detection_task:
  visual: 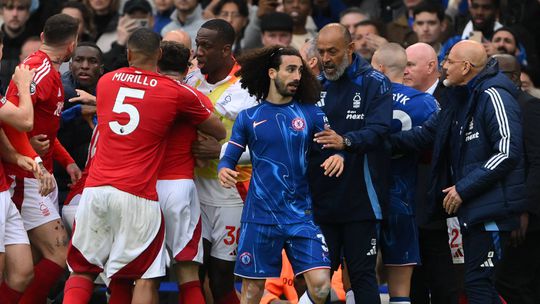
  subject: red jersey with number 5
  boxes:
[85,67,212,200]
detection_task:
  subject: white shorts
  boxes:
[447,217,464,264]
[67,186,167,279]
[9,177,60,231]
[62,194,81,235]
[157,179,203,264]
[201,203,243,261]
[0,190,29,252]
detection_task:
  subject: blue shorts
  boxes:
[235,221,331,279]
[381,214,421,266]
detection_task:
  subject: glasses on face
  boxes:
[442,58,477,68]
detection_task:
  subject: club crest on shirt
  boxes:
[29,81,36,95]
[239,252,252,265]
[352,92,361,108]
[0,97,6,105]
[291,117,306,131]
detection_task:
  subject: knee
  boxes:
[309,280,331,302]
[244,280,265,299]
[7,267,34,291]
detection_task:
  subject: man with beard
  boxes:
[485,27,528,68]
[2,14,82,303]
[311,23,393,304]
[185,19,257,304]
[218,45,343,304]
[440,0,502,62]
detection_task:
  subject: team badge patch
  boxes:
[239,252,252,265]
[29,81,36,95]
[291,117,305,131]
[0,96,6,105]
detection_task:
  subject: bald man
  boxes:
[311,23,392,304]
[162,29,192,50]
[391,40,525,304]
[404,43,439,93]
[372,43,438,304]
[493,54,540,304]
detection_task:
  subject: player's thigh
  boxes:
[157,179,202,263]
[284,221,331,276]
[381,214,420,266]
[317,223,344,271]
[341,221,379,274]
[107,188,166,279]
[209,205,242,261]
[235,222,284,279]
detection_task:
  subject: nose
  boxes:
[321,52,331,64]
[81,60,90,69]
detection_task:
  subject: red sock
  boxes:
[217,289,239,304]
[179,280,205,304]
[19,258,65,304]
[0,281,23,304]
[109,278,134,304]
[63,276,94,304]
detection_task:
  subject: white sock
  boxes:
[345,289,355,304]
[298,291,314,304]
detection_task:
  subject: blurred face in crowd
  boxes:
[469,0,498,32]
[403,0,422,10]
[216,2,247,37]
[283,0,311,27]
[62,7,85,37]
[2,1,30,33]
[413,12,445,45]
[19,39,40,61]
[520,72,534,92]
[491,30,517,55]
[353,24,377,61]
[340,11,368,36]
[317,26,354,81]
[154,0,173,12]
[174,0,198,13]
[262,30,292,47]
[88,0,112,15]
[196,27,228,75]
[70,46,103,89]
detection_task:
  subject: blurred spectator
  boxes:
[213,0,248,55]
[62,1,97,42]
[484,27,528,68]
[310,0,347,29]
[162,29,197,73]
[0,0,41,93]
[18,35,40,61]
[339,6,370,36]
[282,0,316,49]
[299,38,322,79]
[100,0,153,70]
[153,0,174,34]
[161,0,206,47]
[412,1,449,60]
[83,0,120,41]
[353,19,386,62]
[385,0,419,48]
[520,68,540,99]
[259,12,293,47]
[56,42,103,204]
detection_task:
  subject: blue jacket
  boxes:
[392,59,526,228]
[308,54,393,223]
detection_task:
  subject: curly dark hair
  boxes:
[236,46,321,103]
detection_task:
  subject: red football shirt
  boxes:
[85,67,212,200]
[3,51,67,177]
[158,88,214,180]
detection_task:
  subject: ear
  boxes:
[268,67,277,80]
[223,44,232,57]
[347,41,355,57]
[127,48,132,62]
[157,48,163,61]
[427,60,436,74]
[40,32,45,43]
[308,57,318,70]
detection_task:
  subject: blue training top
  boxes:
[218,99,331,225]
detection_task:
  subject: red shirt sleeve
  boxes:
[53,138,75,168]
[177,84,213,125]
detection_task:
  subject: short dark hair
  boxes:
[158,41,191,75]
[236,46,321,103]
[76,41,104,63]
[1,0,31,10]
[127,28,161,57]
[200,19,236,45]
[43,14,79,46]
[260,12,293,33]
[355,20,385,38]
[339,6,370,20]
[412,1,445,22]
[213,0,249,17]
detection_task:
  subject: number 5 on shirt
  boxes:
[109,87,143,135]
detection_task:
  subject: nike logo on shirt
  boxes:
[253,120,267,128]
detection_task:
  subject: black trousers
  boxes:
[495,229,540,304]
[410,227,462,304]
[319,221,380,304]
